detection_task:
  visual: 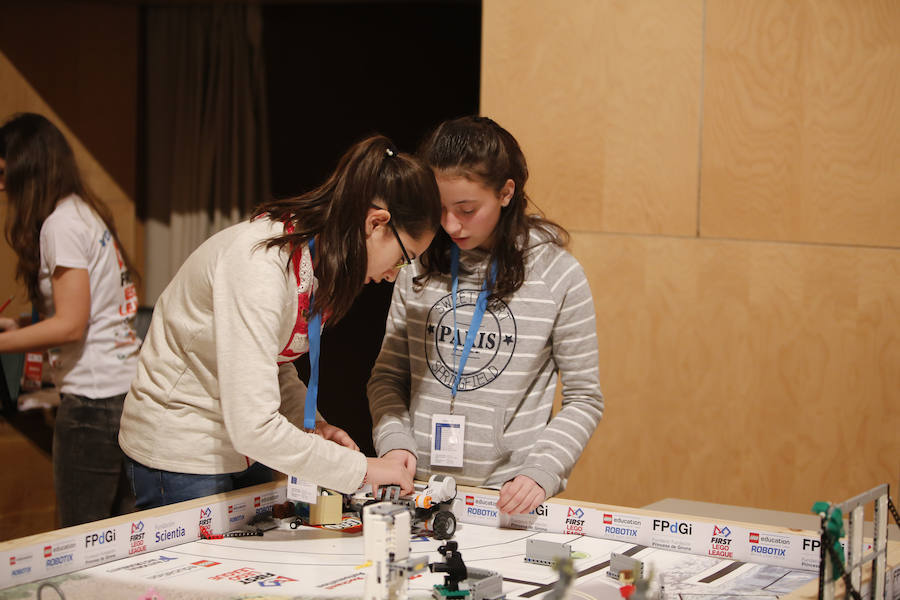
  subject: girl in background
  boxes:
[119,135,441,508]
[0,113,139,526]
[368,116,604,514]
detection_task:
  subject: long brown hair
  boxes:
[252,134,441,323]
[0,113,138,308]
[416,115,568,301]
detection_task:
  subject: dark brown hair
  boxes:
[252,134,441,323]
[416,115,568,301]
[0,112,138,308]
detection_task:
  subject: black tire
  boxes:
[432,510,456,540]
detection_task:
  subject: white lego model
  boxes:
[353,475,461,540]
[362,502,429,600]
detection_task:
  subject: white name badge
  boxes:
[286,475,318,504]
[430,413,465,468]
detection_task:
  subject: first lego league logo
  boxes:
[708,525,733,558]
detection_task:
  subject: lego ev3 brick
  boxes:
[524,539,572,565]
[607,552,644,580]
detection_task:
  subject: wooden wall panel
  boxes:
[481,0,703,236]
[560,232,900,513]
[0,41,137,318]
[701,0,900,247]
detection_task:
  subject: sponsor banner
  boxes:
[0,486,287,590]
[42,538,83,577]
[597,511,646,542]
[83,525,124,567]
[457,492,502,527]
[649,516,701,554]
[502,501,563,532]
[3,550,36,587]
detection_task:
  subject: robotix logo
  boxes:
[466,496,475,506]
[8,557,14,566]
[254,496,261,508]
[652,519,693,535]
[604,514,613,524]
[43,546,52,558]
[750,532,759,543]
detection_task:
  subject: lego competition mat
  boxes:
[1,483,896,600]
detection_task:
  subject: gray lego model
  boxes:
[524,538,573,565]
[607,552,644,581]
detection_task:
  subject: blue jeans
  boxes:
[126,458,272,510]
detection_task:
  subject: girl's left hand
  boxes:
[0,317,19,332]
[497,475,546,515]
[313,421,359,451]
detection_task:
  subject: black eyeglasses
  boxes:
[371,204,412,269]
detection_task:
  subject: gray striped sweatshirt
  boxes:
[367,231,604,497]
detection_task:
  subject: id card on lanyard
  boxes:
[430,244,497,468]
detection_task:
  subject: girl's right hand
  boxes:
[365,457,414,496]
[382,449,417,480]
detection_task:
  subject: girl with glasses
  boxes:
[118,135,441,509]
[368,116,604,515]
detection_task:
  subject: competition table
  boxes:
[1,481,898,600]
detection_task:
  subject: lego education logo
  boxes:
[129,521,147,555]
[44,540,77,569]
[8,552,34,578]
[425,292,516,392]
[565,507,586,534]
[254,492,280,514]
[603,513,640,538]
[749,531,791,560]
[229,501,248,524]
[464,495,499,520]
[708,525,733,558]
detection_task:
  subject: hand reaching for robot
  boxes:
[497,475,546,515]
[313,421,359,451]
[364,457,414,496]
[382,448,417,479]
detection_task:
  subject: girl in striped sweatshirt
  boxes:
[368,116,604,515]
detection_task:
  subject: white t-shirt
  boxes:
[38,195,139,397]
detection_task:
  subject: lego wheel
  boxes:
[432,510,456,540]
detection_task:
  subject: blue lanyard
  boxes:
[450,244,497,400]
[304,239,322,431]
